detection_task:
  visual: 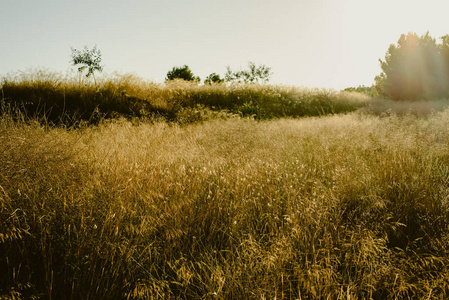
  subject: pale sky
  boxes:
[1,0,448,89]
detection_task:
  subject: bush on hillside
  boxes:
[165,65,200,82]
[204,73,224,84]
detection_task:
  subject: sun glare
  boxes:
[336,0,449,89]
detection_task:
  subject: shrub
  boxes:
[204,73,224,84]
[165,65,200,82]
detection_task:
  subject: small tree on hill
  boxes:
[204,73,224,84]
[225,62,272,84]
[71,45,104,84]
[166,65,200,82]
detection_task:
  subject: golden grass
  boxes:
[2,106,449,299]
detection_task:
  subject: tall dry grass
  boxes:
[1,70,370,125]
[2,106,449,298]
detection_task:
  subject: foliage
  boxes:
[225,61,272,83]
[3,111,449,298]
[204,73,224,84]
[165,65,200,82]
[70,45,103,83]
[375,32,449,100]
[344,85,379,97]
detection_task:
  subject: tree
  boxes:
[204,73,224,84]
[165,65,200,82]
[375,32,449,100]
[225,62,272,83]
[71,45,103,84]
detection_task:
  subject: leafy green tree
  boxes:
[225,62,272,83]
[165,65,200,82]
[375,32,449,100]
[71,45,103,84]
[204,73,224,84]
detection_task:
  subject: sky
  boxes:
[1,0,449,90]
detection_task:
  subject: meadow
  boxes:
[2,72,449,299]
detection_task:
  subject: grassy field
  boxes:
[2,74,449,299]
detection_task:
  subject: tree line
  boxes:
[165,62,272,84]
[72,32,449,101]
[70,47,272,85]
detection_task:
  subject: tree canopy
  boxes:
[71,45,103,83]
[225,62,272,84]
[375,32,449,100]
[166,65,200,82]
[204,73,224,84]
